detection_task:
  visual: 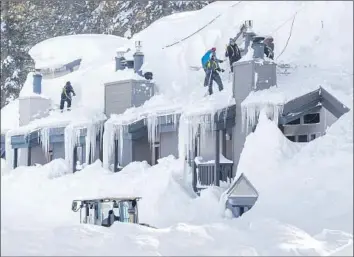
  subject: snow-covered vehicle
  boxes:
[71,196,155,228]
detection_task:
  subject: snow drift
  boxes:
[1,0,353,256]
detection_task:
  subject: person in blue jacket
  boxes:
[201,47,223,72]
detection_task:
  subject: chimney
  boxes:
[33,70,43,94]
[133,41,144,76]
[115,50,126,71]
[243,20,256,56]
[251,36,265,59]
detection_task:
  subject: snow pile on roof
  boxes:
[1,1,353,255]
[3,1,352,132]
[0,100,19,134]
[7,107,106,137]
[29,34,129,69]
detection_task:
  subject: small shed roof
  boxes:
[226,173,259,198]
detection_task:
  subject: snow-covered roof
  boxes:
[1,100,19,134]
[1,1,353,255]
[7,107,106,137]
[29,34,129,70]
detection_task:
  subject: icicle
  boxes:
[64,125,81,171]
[40,127,50,161]
[146,114,158,147]
[118,124,124,165]
[103,121,116,170]
[85,123,100,166]
[241,102,284,133]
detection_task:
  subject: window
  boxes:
[297,135,308,142]
[304,113,320,124]
[286,136,296,142]
[310,134,316,141]
[285,118,300,125]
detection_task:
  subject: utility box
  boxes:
[233,60,277,103]
[104,79,155,117]
[18,95,52,126]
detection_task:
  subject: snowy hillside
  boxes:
[1,1,353,256]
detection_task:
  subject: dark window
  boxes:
[286,118,300,125]
[286,135,296,142]
[310,134,316,141]
[304,113,320,124]
[297,135,308,142]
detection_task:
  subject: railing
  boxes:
[196,162,233,189]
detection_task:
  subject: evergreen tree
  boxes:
[0,0,210,107]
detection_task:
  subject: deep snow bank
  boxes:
[2,110,353,255]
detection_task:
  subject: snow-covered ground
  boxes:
[1,1,353,256]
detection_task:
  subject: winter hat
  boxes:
[211,47,216,52]
[66,81,71,86]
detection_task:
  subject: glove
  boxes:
[73,93,76,96]
[220,69,225,73]
[216,68,221,72]
[219,60,224,63]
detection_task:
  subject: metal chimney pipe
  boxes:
[133,41,144,76]
[252,36,265,59]
[33,71,43,94]
[115,51,126,71]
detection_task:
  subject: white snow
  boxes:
[0,99,19,134]
[1,0,353,255]
[29,34,129,70]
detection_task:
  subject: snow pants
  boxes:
[60,97,72,110]
[204,70,223,95]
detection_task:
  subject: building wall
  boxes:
[119,138,133,167]
[225,133,233,160]
[52,142,65,160]
[104,79,154,117]
[282,106,337,142]
[160,131,179,159]
[18,148,28,167]
[104,80,133,117]
[19,96,51,126]
[132,135,151,165]
[199,130,216,161]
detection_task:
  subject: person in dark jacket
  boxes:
[264,36,274,60]
[204,55,225,95]
[101,210,118,227]
[60,81,76,112]
[225,38,242,72]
